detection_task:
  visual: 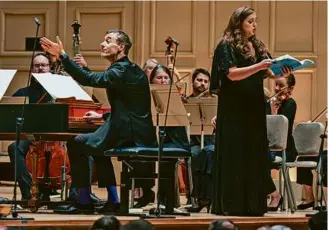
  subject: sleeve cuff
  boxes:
[59,52,69,60]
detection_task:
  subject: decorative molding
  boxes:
[58,1,67,48]
[209,1,215,58]
[133,1,146,65]
[150,1,197,58]
[75,7,125,56]
[295,69,316,122]
[270,1,318,57]
[0,9,50,56]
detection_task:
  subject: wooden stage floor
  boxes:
[0,185,319,230]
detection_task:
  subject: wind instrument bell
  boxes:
[71,20,81,56]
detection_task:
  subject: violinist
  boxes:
[269,74,324,210]
[266,73,297,211]
[134,64,190,211]
[267,73,297,162]
[186,68,215,213]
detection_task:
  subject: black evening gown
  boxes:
[211,39,270,216]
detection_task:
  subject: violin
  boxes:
[267,86,289,107]
[72,20,82,56]
[195,89,214,98]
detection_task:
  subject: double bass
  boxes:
[164,37,190,196]
[164,37,189,97]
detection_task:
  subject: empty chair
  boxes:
[285,122,324,211]
[266,115,293,211]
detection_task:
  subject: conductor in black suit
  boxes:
[40,30,157,214]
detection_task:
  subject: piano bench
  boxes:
[104,147,191,214]
[104,146,191,158]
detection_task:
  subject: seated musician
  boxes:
[7,53,101,204]
[7,53,56,201]
[266,73,297,211]
[134,64,191,210]
[142,58,159,78]
[268,74,324,210]
[40,30,157,214]
[186,68,215,213]
[61,53,103,203]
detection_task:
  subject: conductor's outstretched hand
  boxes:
[40,36,64,59]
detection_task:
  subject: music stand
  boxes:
[0,70,34,220]
[147,84,190,217]
[184,97,218,148]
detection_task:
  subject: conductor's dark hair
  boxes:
[106,29,132,55]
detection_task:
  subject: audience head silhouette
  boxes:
[308,211,327,230]
[208,220,239,230]
[91,216,121,230]
[122,219,155,230]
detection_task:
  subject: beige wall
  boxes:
[0,1,327,152]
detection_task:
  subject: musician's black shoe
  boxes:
[39,193,51,202]
[66,193,105,206]
[96,201,120,214]
[149,206,166,215]
[90,193,106,204]
[297,201,315,210]
[134,191,155,208]
[54,202,95,214]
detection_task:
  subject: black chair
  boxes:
[104,146,191,215]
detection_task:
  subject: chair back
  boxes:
[266,115,289,151]
[293,122,324,156]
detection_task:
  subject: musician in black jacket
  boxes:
[40,30,157,214]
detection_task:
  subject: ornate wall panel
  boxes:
[292,70,316,123]
[272,1,317,55]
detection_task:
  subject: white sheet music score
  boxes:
[32,73,93,101]
[0,69,17,101]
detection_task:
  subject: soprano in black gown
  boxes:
[210,39,271,216]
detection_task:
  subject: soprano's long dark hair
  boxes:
[222,6,267,60]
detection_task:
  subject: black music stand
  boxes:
[145,84,190,218]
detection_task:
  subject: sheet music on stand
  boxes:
[183,97,218,135]
[150,84,189,127]
[32,73,93,101]
[0,69,17,102]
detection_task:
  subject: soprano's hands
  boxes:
[258,59,273,71]
[279,66,292,78]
